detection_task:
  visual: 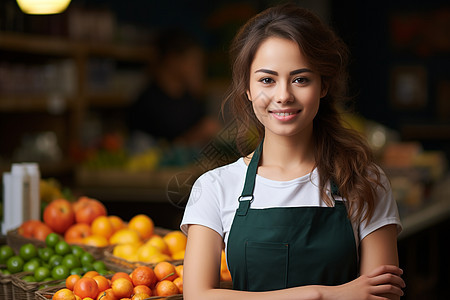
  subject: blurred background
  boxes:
[0,0,449,298]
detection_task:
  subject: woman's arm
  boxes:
[183,224,405,300]
[359,224,403,300]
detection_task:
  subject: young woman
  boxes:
[181,4,405,300]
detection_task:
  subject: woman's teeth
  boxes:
[274,112,295,116]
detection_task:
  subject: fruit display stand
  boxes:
[11,271,64,300]
[11,262,132,300]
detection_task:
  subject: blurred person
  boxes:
[128,28,220,147]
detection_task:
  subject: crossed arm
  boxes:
[183,224,405,300]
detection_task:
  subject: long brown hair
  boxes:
[222,3,382,223]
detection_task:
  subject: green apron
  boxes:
[226,141,358,291]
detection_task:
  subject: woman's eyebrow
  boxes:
[290,68,312,75]
[254,68,312,75]
[255,68,278,75]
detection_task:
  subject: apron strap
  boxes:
[237,140,263,216]
[330,180,341,197]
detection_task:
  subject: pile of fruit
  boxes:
[18,196,110,245]
[111,229,186,264]
[0,233,113,285]
[51,261,183,299]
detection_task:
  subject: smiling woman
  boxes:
[247,37,324,142]
[180,3,405,300]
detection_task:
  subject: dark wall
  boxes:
[331,0,450,156]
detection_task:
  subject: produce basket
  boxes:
[6,229,46,254]
[11,272,63,300]
[102,255,134,274]
[0,265,13,300]
[1,236,14,300]
[68,242,109,260]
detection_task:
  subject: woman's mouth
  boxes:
[270,110,301,121]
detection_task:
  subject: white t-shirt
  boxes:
[181,157,402,253]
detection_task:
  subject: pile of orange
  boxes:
[52,262,183,300]
[64,213,158,249]
[112,229,187,264]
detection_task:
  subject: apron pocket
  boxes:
[245,241,289,291]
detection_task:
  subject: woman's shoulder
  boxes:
[195,157,247,184]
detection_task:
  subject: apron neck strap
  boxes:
[237,139,263,216]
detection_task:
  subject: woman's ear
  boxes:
[246,90,252,101]
[320,82,329,99]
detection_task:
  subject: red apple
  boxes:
[73,196,107,225]
[43,199,75,234]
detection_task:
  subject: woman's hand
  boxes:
[326,265,405,300]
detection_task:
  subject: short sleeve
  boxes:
[180,171,224,237]
[359,171,402,240]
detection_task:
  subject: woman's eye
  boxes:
[293,77,309,84]
[259,77,274,84]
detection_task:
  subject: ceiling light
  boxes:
[17,0,72,15]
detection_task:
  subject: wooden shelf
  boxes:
[0,94,74,112]
[0,32,155,62]
[86,92,133,108]
[401,124,450,140]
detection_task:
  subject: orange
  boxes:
[131,293,151,300]
[91,216,114,239]
[83,235,109,247]
[53,288,76,300]
[66,274,81,291]
[73,277,99,299]
[153,261,178,282]
[175,265,183,278]
[111,277,133,299]
[130,266,157,288]
[95,288,116,300]
[145,235,169,254]
[133,285,152,296]
[111,272,132,283]
[220,249,232,281]
[171,249,185,260]
[128,214,154,240]
[136,244,160,263]
[173,277,183,294]
[93,275,111,293]
[83,271,100,279]
[110,228,141,245]
[221,268,232,281]
[108,215,125,232]
[112,243,140,262]
[163,231,187,255]
[145,252,172,264]
[155,280,179,296]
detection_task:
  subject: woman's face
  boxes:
[247,37,326,140]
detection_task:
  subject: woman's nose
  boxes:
[275,83,293,103]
